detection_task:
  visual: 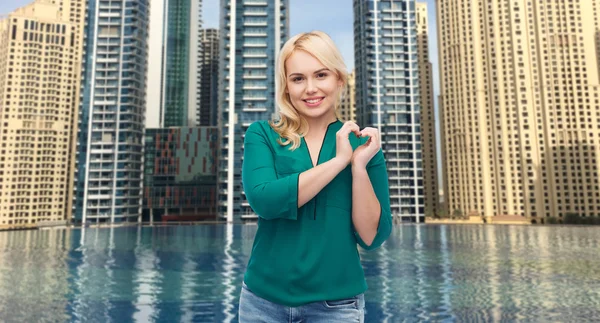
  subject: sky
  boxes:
[1,0,442,185]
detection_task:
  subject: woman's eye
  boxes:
[317,73,327,78]
[293,77,303,82]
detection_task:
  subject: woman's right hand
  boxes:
[335,121,361,166]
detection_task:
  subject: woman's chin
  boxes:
[297,106,333,120]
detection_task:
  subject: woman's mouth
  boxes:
[303,97,324,107]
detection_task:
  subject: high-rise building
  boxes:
[416,2,438,217]
[0,0,85,228]
[340,69,356,122]
[143,127,218,222]
[596,2,600,91]
[438,1,600,219]
[146,0,202,128]
[74,0,150,224]
[354,0,424,222]
[218,0,290,222]
[198,28,219,127]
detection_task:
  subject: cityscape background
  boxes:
[0,0,599,229]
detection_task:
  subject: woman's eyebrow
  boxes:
[312,68,330,74]
[288,68,330,78]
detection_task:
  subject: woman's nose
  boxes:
[306,79,317,93]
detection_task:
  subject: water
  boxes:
[0,224,599,322]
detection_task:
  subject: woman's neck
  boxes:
[304,114,338,140]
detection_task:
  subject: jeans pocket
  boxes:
[323,296,358,309]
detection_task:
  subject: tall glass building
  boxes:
[218,0,289,222]
[198,28,219,127]
[354,0,424,222]
[146,0,202,128]
[74,0,150,224]
[161,0,201,127]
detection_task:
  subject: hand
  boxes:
[335,121,361,166]
[351,127,380,170]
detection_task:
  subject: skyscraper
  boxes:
[146,0,202,128]
[218,0,289,222]
[438,0,600,219]
[354,0,424,222]
[0,0,85,228]
[416,2,438,217]
[340,69,356,122]
[74,0,150,224]
[198,28,219,127]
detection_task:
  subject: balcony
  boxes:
[242,106,267,112]
[241,213,258,219]
[242,96,267,101]
[243,1,268,7]
[88,194,112,199]
[243,12,267,17]
[242,64,267,69]
[242,85,267,90]
[243,32,267,37]
[243,53,267,58]
[242,74,267,80]
[243,43,267,48]
[243,22,267,27]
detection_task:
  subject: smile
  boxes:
[303,97,324,106]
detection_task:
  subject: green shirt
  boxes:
[241,119,392,307]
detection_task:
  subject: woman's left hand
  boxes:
[351,127,381,170]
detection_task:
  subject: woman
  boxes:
[238,31,392,322]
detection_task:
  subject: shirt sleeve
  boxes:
[354,148,393,250]
[241,122,299,220]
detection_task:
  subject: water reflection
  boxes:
[221,224,236,323]
[439,226,456,321]
[132,225,160,322]
[0,224,598,322]
[0,229,71,322]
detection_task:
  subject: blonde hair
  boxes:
[269,31,348,150]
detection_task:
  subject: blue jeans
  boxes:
[239,282,365,322]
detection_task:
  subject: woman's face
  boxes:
[285,50,343,121]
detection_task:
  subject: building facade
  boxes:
[146,0,202,128]
[340,69,356,122]
[74,0,150,224]
[162,0,201,127]
[218,0,289,222]
[416,2,438,217]
[198,28,219,127]
[143,127,218,222]
[0,0,85,227]
[354,0,425,221]
[438,0,600,219]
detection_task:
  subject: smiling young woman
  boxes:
[238,31,392,323]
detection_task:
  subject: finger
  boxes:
[368,128,380,147]
[339,121,360,137]
[359,127,377,139]
[345,121,361,137]
[359,128,380,147]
